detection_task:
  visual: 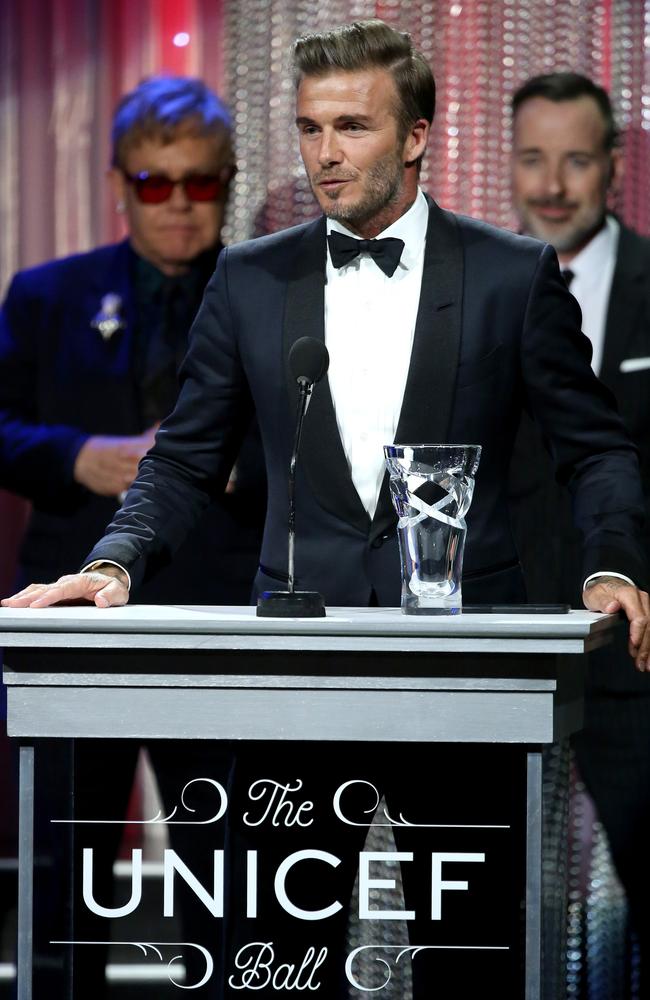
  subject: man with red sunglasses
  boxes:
[0,76,264,998]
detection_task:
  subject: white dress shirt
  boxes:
[565,214,619,375]
[325,189,429,517]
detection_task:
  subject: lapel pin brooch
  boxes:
[90,293,125,341]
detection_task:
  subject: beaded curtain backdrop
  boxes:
[219,0,650,245]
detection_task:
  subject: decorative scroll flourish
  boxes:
[51,941,213,990]
[51,777,227,825]
[345,944,509,992]
[333,780,510,829]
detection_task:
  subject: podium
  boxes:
[1,605,617,999]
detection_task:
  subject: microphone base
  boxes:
[256,590,326,618]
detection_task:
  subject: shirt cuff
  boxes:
[81,560,132,591]
[583,571,635,590]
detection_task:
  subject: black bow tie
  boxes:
[327,231,405,277]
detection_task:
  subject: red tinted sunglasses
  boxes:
[123,166,236,204]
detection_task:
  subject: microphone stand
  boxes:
[287,377,310,592]
[257,376,326,618]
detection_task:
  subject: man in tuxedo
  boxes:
[508,71,650,984]
[4,21,650,998]
[0,76,264,997]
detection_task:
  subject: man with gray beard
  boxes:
[509,71,650,989]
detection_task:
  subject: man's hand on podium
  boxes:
[582,577,650,672]
[1,567,129,609]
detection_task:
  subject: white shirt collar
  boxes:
[567,214,620,286]
[326,188,429,272]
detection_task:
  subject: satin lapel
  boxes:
[283,217,370,533]
[112,240,137,341]
[102,241,140,423]
[371,199,464,541]
[600,225,647,392]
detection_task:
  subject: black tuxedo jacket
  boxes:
[600,224,650,513]
[86,201,647,607]
[509,220,650,690]
[0,240,264,603]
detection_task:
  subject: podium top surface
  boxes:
[0,604,616,654]
[2,608,615,741]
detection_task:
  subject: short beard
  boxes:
[519,202,607,256]
[313,150,404,231]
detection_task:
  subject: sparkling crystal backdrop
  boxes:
[220,0,650,245]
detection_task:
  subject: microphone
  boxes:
[289,336,329,387]
[257,337,329,618]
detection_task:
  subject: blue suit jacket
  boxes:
[0,240,264,603]
[85,201,648,606]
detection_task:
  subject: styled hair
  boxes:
[292,19,435,146]
[111,76,232,168]
[512,72,618,150]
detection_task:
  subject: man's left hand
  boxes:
[582,576,650,671]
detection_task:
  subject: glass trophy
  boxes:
[384,444,482,615]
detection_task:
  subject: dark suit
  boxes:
[86,202,646,599]
[509,220,650,981]
[0,239,266,998]
[0,239,265,603]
